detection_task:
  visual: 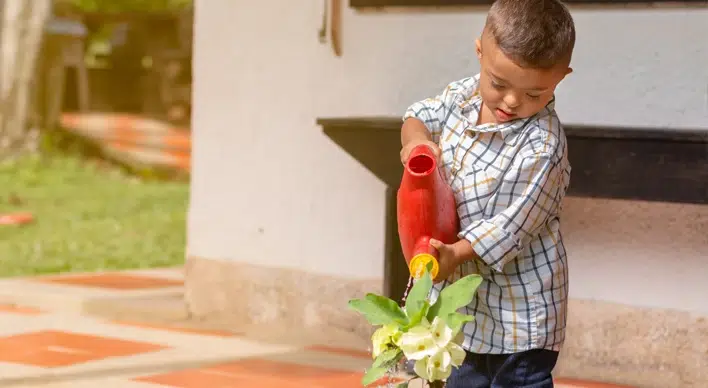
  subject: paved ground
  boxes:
[0,268,632,387]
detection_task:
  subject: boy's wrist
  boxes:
[451,239,478,266]
[401,118,434,145]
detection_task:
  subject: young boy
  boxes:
[400,0,575,386]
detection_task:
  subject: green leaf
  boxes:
[396,382,410,388]
[404,268,433,318]
[348,293,408,326]
[348,299,395,326]
[372,348,403,369]
[361,365,389,386]
[403,300,430,331]
[362,349,404,386]
[427,297,441,322]
[365,293,409,324]
[428,274,483,320]
[447,311,475,334]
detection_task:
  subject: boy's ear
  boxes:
[475,38,482,60]
[555,67,573,85]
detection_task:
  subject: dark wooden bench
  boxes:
[318,117,708,300]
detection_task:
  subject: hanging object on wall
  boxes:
[318,0,328,43]
[318,0,342,57]
[330,0,342,56]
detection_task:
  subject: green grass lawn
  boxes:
[0,155,189,277]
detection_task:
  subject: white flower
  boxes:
[447,342,466,366]
[371,324,400,359]
[414,349,453,381]
[400,316,469,382]
[398,319,438,361]
[430,316,454,348]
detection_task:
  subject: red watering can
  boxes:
[397,145,459,279]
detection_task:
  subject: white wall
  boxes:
[188,0,708,308]
[562,198,708,314]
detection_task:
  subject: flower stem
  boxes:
[429,381,445,388]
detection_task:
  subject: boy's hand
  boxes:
[400,140,441,165]
[429,238,476,283]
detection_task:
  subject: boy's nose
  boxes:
[503,93,520,108]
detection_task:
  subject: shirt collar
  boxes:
[460,89,556,145]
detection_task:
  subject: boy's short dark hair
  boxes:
[485,0,576,69]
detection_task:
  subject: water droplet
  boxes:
[400,276,415,306]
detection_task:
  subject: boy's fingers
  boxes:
[401,142,441,165]
[425,142,441,162]
[429,238,443,249]
[432,144,441,157]
[400,147,410,164]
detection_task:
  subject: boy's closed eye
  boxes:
[491,79,542,100]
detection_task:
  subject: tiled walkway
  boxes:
[0,269,632,388]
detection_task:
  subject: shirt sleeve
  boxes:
[459,152,564,273]
[402,79,468,144]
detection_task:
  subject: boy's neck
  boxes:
[477,102,497,126]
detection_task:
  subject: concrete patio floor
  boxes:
[0,268,634,387]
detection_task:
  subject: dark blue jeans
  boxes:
[446,349,559,388]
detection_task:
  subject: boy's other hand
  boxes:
[429,238,463,283]
[400,140,441,165]
[429,238,477,283]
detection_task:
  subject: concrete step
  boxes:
[0,268,185,317]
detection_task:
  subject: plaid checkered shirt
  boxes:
[403,74,571,354]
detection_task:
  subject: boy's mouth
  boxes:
[495,108,516,121]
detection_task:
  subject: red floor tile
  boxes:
[0,330,168,367]
[555,378,635,388]
[134,358,401,388]
[135,368,271,388]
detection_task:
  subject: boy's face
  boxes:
[475,33,572,124]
